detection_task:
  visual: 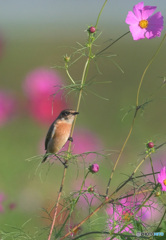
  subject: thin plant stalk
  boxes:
[136,33,166,106]
[106,114,137,196]
[95,0,108,29]
[149,154,157,185]
[55,172,89,238]
[60,153,150,239]
[96,31,130,56]
[105,33,166,196]
[47,57,91,240]
[47,166,68,240]
[109,185,158,240]
[156,209,166,230]
[47,2,108,237]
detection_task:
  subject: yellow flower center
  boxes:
[123,213,131,221]
[139,20,149,29]
[163,179,166,186]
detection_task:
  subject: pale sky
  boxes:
[0,0,165,39]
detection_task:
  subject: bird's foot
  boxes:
[56,155,68,168]
[64,161,68,168]
[68,137,73,142]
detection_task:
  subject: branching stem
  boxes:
[48,23,93,240]
[105,33,166,196]
[60,153,150,239]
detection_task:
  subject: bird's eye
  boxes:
[63,111,69,116]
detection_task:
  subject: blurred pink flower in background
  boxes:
[0,91,17,126]
[122,196,161,223]
[139,198,161,222]
[106,194,161,236]
[141,154,166,182]
[23,68,68,124]
[0,192,6,213]
[106,201,133,240]
[8,202,16,210]
[71,178,101,209]
[64,128,103,162]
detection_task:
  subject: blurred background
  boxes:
[0,0,166,238]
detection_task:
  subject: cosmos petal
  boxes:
[125,11,139,25]
[147,12,164,31]
[142,6,157,19]
[133,2,144,21]
[129,25,146,40]
[160,166,166,176]
[157,167,166,192]
[146,12,164,39]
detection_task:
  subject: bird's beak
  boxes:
[73,111,79,115]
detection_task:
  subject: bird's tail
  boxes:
[42,153,48,163]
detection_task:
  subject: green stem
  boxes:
[67,58,90,155]
[73,231,149,240]
[156,208,166,230]
[60,153,151,240]
[96,31,130,56]
[56,172,89,238]
[95,0,108,29]
[105,108,137,196]
[149,154,156,185]
[67,38,93,154]
[136,33,166,107]
[48,2,110,239]
[75,172,89,204]
[110,185,158,240]
[48,37,93,240]
[66,68,75,84]
[105,33,166,196]
[135,184,159,216]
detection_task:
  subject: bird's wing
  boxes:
[45,122,56,150]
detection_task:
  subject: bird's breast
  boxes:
[48,121,72,153]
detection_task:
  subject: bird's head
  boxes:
[58,109,79,123]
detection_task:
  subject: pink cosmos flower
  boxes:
[23,68,68,124]
[106,202,134,240]
[0,91,17,126]
[135,197,161,223]
[157,166,166,191]
[106,195,161,238]
[125,2,164,40]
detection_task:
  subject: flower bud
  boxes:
[89,164,99,173]
[88,26,96,33]
[105,196,109,201]
[87,186,94,193]
[146,140,155,153]
[147,142,154,148]
[64,55,70,63]
[155,191,161,197]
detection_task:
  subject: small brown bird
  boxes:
[42,109,79,163]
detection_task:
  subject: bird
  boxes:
[42,109,79,163]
